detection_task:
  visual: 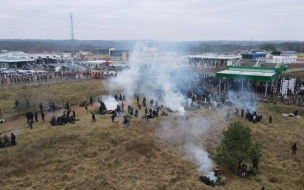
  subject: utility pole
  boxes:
[70,12,77,74]
[250,37,252,51]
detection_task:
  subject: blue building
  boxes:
[241,52,267,61]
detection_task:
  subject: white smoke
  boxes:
[102,96,119,110]
[207,171,218,182]
[104,42,143,99]
[103,43,215,179]
[105,44,186,114]
[227,90,256,112]
[162,82,185,115]
[185,144,214,174]
[187,98,192,105]
[14,127,21,136]
[106,66,140,98]
[158,117,215,177]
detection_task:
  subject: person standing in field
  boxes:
[35,112,38,122]
[90,96,93,106]
[92,112,96,122]
[41,112,45,122]
[72,110,76,120]
[292,143,297,155]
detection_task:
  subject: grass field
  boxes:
[0,79,304,190]
[0,79,107,119]
[285,71,304,79]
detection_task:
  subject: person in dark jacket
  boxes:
[66,101,70,110]
[39,103,43,113]
[294,110,298,117]
[92,112,96,122]
[72,110,76,120]
[34,112,38,122]
[29,119,34,129]
[292,143,297,155]
[90,96,93,106]
[252,157,259,170]
[11,133,16,146]
[41,112,45,122]
[111,113,115,122]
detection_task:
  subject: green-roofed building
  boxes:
[215,61,289,97]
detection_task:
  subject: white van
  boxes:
[0,68,8,73]
[16,70,27,74]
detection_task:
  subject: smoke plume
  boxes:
[101,96,119,110]
[104,44,216,178]
[158,117,215,176]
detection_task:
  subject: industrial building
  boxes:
[109,50,129,63]
[297,53,304,61]
[270,51,297,64]
[241,52,267,61]
[187,54,242,67]
[0,52,66,69]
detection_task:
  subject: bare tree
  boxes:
[14,85,34,113]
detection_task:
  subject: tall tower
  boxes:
[70,12,75,58]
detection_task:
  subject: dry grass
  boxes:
[285,71,304,79]
[0,79,106,119]
[0,80,304,189]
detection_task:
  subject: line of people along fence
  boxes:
[0,71,91,89]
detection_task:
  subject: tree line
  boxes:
[0,40,303,54]
[260,42,304,52]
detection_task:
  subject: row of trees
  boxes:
[0,40,95,53]
[1,40,303,55]
[260,42,304,52]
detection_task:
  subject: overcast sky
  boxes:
[1,0,303,41]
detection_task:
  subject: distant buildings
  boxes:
[79,48,111,61]
[0,51,68,69]
[2,44,301,70]
[109,50,129,63]
[129,47,187,65]
[241,52,267,61]
[298,53,304,61]
[269,51,297,64]
[141,47,159,64]
[187,53,242,67]
[79,48,129,63]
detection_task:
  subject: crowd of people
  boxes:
[237,158,259,178]
[0,71,80,87]
[1,65,301,190]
